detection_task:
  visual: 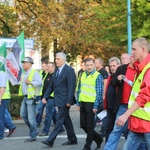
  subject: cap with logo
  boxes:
[21,57,34,64]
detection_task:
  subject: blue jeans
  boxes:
[20,97,37,139]
[5,106,15,130]
[36,99,45,126]
[0,99,10,138]
[104,104,128,150]
[42,98,55,134]
[123,131,150,150]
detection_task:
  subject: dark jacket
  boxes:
[43,64,76,107]
[111,64,128,112]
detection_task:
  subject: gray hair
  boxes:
[133,37,150,52]
[55,52,66,61]
[109,57,121,65]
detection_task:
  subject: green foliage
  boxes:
[0,4,18,37]
[9,82,21,117]
[0,0,150,63]
[9,95,23,117]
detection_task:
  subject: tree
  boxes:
[0,3,18,37]
[2,0,149,62]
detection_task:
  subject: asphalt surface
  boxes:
[0,106,125,150]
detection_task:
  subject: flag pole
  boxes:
[127,0,132,54]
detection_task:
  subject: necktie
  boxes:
[56,68,60,78]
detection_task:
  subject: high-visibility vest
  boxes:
[19,69,37,99]
[76,71,84,92]
[79,71,99,103]
[2,81,10,99]
[40,71,54,98]
[128,63,150,121]
[39,71,48,96]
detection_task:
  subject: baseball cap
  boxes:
[21,57,34,64]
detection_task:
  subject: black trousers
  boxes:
[105,108,116,142]
[80,102,102,149]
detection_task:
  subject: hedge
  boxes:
[8,84,22,118]
[8,95,23,118]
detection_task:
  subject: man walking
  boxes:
[36,60,48,128]
[94,58,109,137]
[39,62,65,136]
[0,62,16,139]
[41,52,77,148]
[76,58,103,150]
[19,57,42,142]
[104,56,136,150]
[103,57,121,142]
[116,38,150,149]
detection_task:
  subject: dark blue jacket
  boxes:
[43,64,76,107]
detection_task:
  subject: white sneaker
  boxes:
[4,129,9,133]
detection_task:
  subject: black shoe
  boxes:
[62,140,78,145]
[95,138,103,150]
[41,140,53,147]
[39,133,48,136]
[24,138,36,143]
[7,126,16,137]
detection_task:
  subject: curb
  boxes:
[13,119,25,124]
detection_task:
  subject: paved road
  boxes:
[1,106,125,150]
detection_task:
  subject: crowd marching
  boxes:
[0,37,150,150]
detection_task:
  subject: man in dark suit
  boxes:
[41,52,77,148]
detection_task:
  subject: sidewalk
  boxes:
[13,119,24,124]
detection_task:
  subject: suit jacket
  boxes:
[43,64,76,107]
[111,64,128,112]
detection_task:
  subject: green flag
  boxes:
[0,42,7,57]
[0,42,6,71]
[18,31,25,61]
[12,31,25,64]
[6,31,25,85]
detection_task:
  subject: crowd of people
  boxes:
[0,37,150,150]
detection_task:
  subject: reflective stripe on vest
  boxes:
[79,71,99,103]
[19,69,36,99]
[2,81,10,99]
[39,72,48,96]
[128,63,150,121]
[50,92,54,97]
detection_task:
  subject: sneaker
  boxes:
[4,129,9,133]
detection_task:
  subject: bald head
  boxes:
[120,53,130,64]
[133,37,150,52]
[132,37,150,62]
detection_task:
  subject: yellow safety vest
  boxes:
[128,63,150,121]
[39,71,48,96]
[2,81,10,99]
[39,71,54,98]
[76,71,84,92]
[79,71,99,103]
[19,69,37,99]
